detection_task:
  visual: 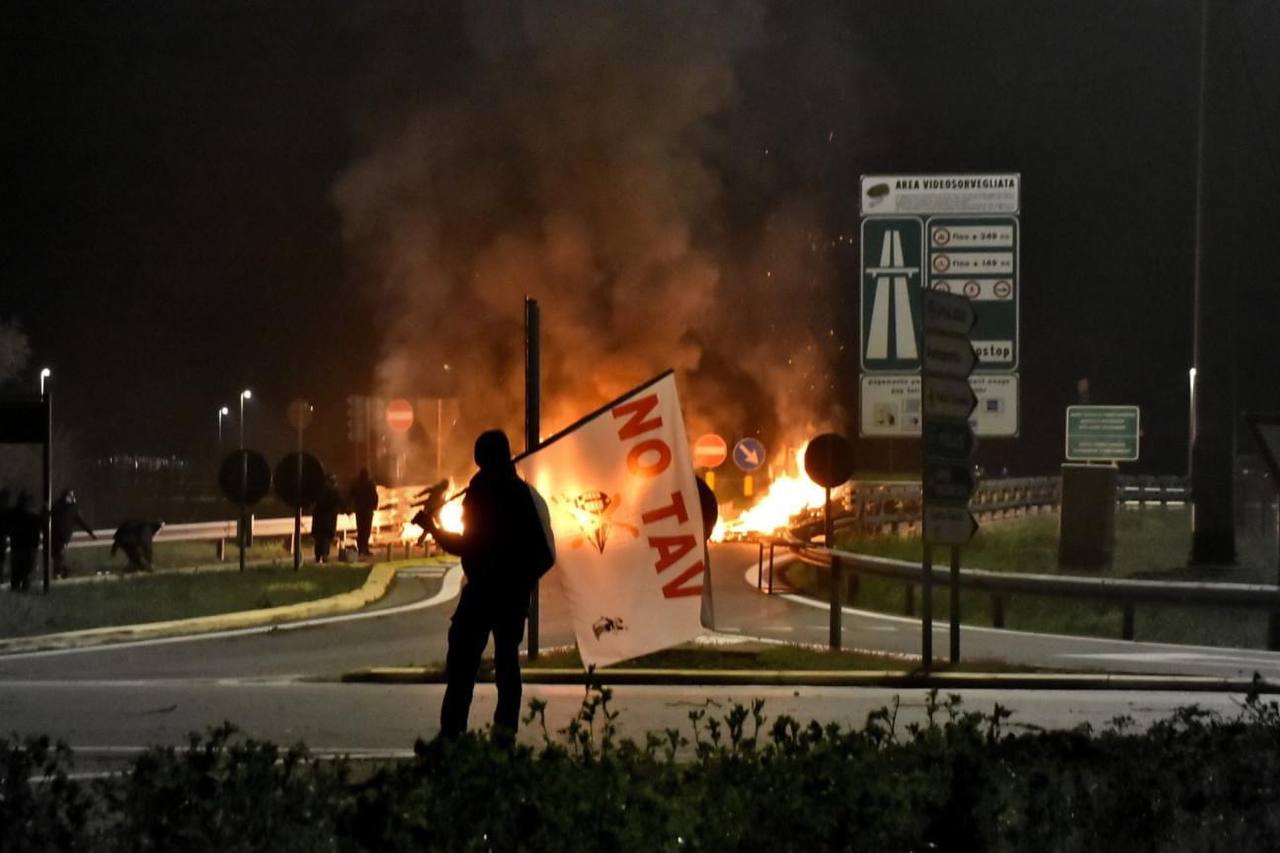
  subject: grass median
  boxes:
[784,507,1276,649]
[0,565,370,639]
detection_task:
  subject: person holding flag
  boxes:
[421,429,555,740]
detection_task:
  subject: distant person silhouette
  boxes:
[349,468,380,555]
[422,429,555,740]
[111,520,163,572]
[312,474,343,563]
[0,488,11,581]
[50,488,95,578]
[9,492,41,591]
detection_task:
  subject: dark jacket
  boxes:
[434,467,554,594]
[9,507,42,550]
[312,484,343,536]
[350,477,379,515]
[51,497,93,546]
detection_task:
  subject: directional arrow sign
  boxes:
[733,437,766,473]
[924,504,979,546]
[923,419,977,461]
[922,377,978,421]
[923,463,975,503]
[923,288,976,336]
[922,331,977,379]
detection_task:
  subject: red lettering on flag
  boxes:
[627,439,671,477]
[611,394,662,440]
[661,561,704,599]
[648,534,696,572]
[641,491,689,525]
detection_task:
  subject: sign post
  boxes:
[920,289,979,667]
[803,434,856,651]
[287,399,314,571]
[733,437,766,497]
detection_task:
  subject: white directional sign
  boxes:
[922,376,978,421]
[922,332,977,378]
[923,504,979,547]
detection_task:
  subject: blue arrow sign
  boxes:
[733,437,766,473]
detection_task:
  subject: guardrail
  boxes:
[761,520,1280,650]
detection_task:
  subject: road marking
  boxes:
[0,567,464,662]
[1060,651,1280,667]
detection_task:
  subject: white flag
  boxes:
[518,371,706,668]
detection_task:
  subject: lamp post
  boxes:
[217,406,230,450]
[39,367,51,396]
[239,389,252,449]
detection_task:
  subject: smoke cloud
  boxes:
[333,1,842,475]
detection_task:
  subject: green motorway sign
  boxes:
[1065,406,1140,462]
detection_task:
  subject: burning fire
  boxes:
[710,444,828,542]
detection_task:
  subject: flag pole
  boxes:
[525,297,541,659]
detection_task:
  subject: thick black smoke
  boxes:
[333,1,847,472]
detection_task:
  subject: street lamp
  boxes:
[217,406,230,449]
[239,389,252,449]
[39,367,50,396]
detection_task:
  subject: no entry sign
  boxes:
[385,398,414,433]
[692,434,727,469]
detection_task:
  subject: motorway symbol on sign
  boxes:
[924,504,978,546]
[923,377,978,421]
[922,332,977,379]
[923,464,975,503]
[861,217,924,372]
[733,437,766,473]
[693,434,728,469]
[923,420,977,461]
[922,289,976,337]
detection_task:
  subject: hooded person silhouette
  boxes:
[424,430,555,740]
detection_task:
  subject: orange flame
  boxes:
[711,444,828,541]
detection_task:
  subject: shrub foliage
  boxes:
[5,679,1280,851]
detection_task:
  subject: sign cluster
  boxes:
[859,173,1021,438]
[921,290,979,546]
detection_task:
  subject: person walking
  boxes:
[9,492,42,592]
[50,488,96,578]
[311,474,342,563]
[0,488,11,584]
[421,430,555,740]
[349,468,380,556]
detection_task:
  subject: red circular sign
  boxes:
[692,434,728,469]
[386,399,414,433]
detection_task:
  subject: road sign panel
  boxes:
[861,174,1020,215]
[386,398,414,433]
[861,217,924,372]
[924,504,979,546]
[1065,406,1140,462]
[923,463,975,503]
[733,437,766,473]
[923,420,977,461]
[922,331,977,378]
[860,374,1018,438]
[922,376,977,421]
[927,216,1018,371]
[693,434,728,469]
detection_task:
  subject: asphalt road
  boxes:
[1,544,1278,752]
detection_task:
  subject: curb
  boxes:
[341,666,1280,693]
[0,562,408,655]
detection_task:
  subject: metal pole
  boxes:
[42,389,52,594]
[949,546,961,664]
[826,486,841,650]
[436,398,443,482]
[293,422,303,572]
[525,297,541,660]
[922,542,933,668]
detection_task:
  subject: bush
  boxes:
[4,679,1280,850]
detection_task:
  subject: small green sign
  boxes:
[1065,406,1140,461]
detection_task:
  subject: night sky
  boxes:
[4,0,1278,479]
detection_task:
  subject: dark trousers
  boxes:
[440,582,528,738]
[355,512,373,554]
[10,548,35,591]
[314,532,334,563]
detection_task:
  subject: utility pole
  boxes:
[525,297,541,659]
